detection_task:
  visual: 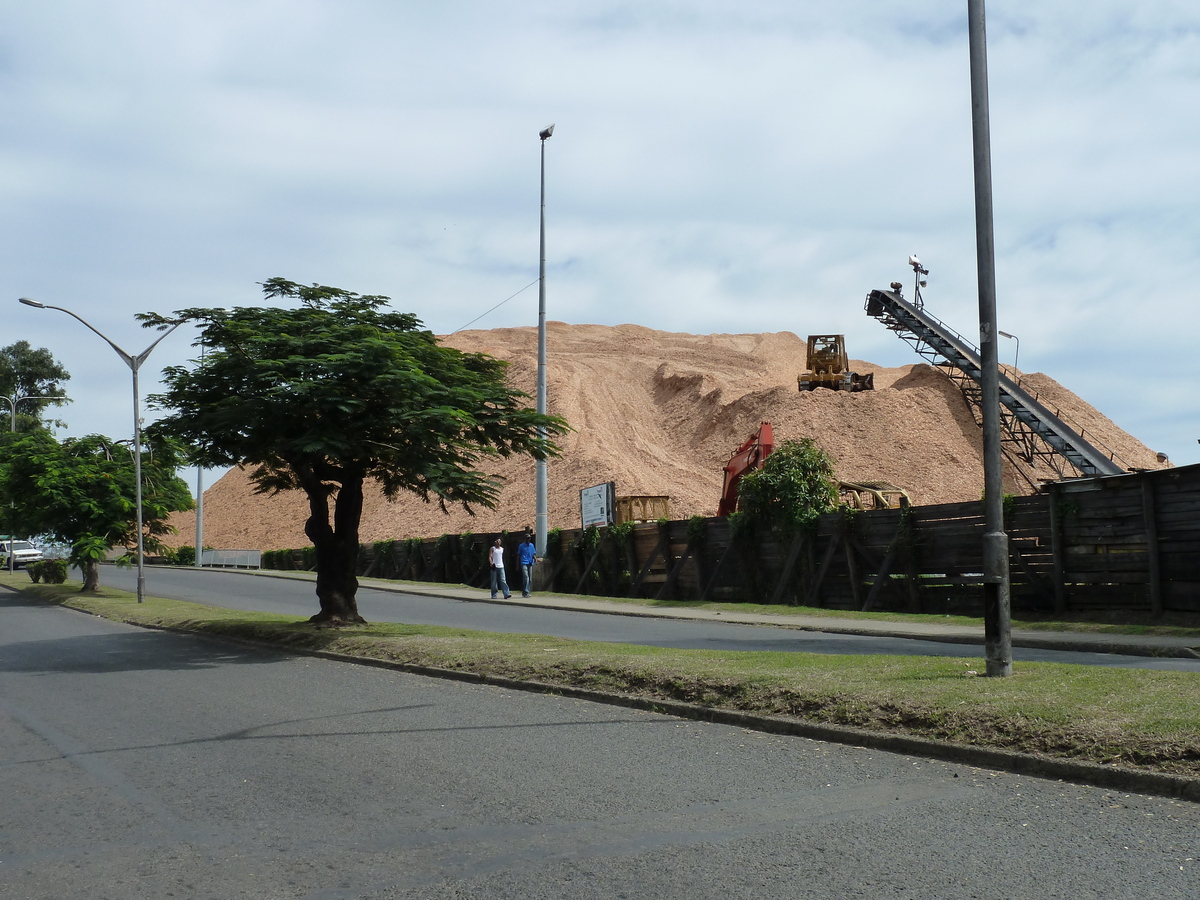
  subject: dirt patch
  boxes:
[167,323,1165,551]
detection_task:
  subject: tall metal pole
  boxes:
[536,123,554,559]
[18,298,180,604]
[195,340,205,568]
[130,363,147,602]
[967,0,1012,676]
[195,466,204,567]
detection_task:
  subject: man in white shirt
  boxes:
[488,538,511,600]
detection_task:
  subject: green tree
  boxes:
[737,437,839,534]
[140,278,569,625]
[0,431,193,590]
[0,341,71,432]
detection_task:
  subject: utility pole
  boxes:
[535,123,554,561]
[967,0,1012,676]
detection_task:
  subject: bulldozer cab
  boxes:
[807,335,848,374]
[798,334,874,392]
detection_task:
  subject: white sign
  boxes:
[580,482,615,529]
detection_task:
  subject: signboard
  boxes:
[580,482,616,529]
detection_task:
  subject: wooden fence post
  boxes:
[1142,477,1164,617]
[1047,486,1067,615]
[769,531,809,605]
[629,530,667,598]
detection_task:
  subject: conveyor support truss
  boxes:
[865,288,1124,478]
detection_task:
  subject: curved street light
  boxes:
[1,392,54,433]
[998,330,1020,370]
[18,298,181,603]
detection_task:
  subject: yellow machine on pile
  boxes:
[797,334,874,393]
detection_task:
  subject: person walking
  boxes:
[488,538,511,600]
[517,535,537,597]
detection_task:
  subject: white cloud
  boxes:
[1,0,1197,478]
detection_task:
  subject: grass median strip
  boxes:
[11,579,1200,778]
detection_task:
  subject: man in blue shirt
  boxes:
[517,535,537,597]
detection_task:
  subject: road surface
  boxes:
[3,591,1197,899]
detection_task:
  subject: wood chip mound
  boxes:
[168,324,1165,551]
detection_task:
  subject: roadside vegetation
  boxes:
[8,575,1199,779]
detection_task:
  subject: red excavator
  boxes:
[717,422,774,516]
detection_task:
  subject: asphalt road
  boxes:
[103,566,1200,671]
[3,592,1198,899]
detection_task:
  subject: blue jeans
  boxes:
[490,566,510,598]
[520,563,534,596]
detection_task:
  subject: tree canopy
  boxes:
[0,430,193,590]
[141,277,569,623]
[736,437,839,534]
[0,340,71,432]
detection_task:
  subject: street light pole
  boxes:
[18,298,181,603]
[536,123,554,561]
[1,393,53,432]
[998,330,1020,370]
[195,340,206,568]
[966,0,1012,677]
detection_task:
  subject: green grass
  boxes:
[8,574,1200,778]
[350,574,1200,637]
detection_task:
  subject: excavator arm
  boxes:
[717,422,775,516]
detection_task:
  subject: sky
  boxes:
[2,0,1197,494]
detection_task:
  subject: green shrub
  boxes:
[27,558,68,584]
[737,437,839,535]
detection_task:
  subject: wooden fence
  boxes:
[262,462,1200,616]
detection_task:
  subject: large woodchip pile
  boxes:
[168,323,1165,552]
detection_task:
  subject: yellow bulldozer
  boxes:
[797,334,874,393]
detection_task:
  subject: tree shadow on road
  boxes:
[0,617,290,674]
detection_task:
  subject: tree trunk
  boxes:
[80,559,101,592]
[302,471,366,625]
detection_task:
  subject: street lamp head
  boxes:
[18,297,45,308]
[539,124,555,140]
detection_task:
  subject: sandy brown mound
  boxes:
[168,323,1164,551]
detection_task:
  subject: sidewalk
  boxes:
[250,569,1200,660]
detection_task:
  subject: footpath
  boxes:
[252,569,1200,660]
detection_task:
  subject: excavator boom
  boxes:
[717,422,774,516]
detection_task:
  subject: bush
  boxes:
[174,545,196,566]
[27,558,69,584]
[737,437,839,534]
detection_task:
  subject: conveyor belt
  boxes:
[866,288,1124,478]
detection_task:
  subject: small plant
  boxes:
[610,520,635,542]
[174,545,196,567]
[544,528,563,563]
[581,525,602,554]
[26,558,68,584]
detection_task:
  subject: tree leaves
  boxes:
[143,279,570,510]
[737,438,840,535]
[0,431,194,552]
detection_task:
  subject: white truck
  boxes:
[0,539,44,570]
